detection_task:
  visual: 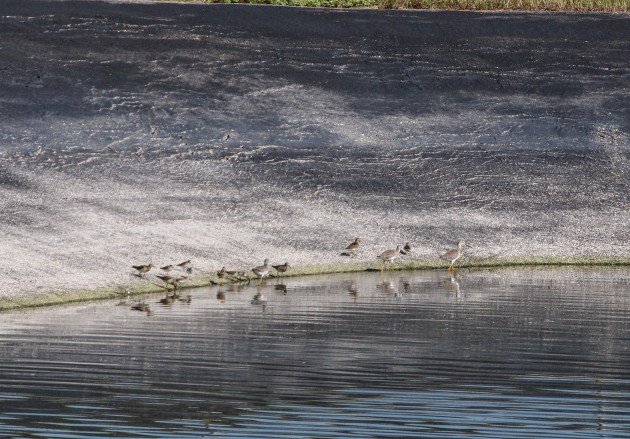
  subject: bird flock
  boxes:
[126,239,470,314]
[131,239,470,292]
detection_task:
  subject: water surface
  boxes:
[0,268,629,438]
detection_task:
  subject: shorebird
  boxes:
[176,260,193,273]
[343,238,360,257]
[160,264,174,273]
[400,242,412,255]
[217,266,227,279]
[217,267,247,281]
[377,246,401,270]
[440,240,470,270]
[252,259,271,284]
[272,262,290,273]
[157,274,187,291]
[132,263,154,277]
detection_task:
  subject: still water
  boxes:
[0,269,629,438]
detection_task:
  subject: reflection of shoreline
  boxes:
[6,258,630,312]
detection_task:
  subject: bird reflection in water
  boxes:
[378,279,404,298]
[216,288,226,303]
[115,287,131,306]
[159,293,177,307]
[130,301,152,316]
[347,280,359,299]
[227,283,245,293]
[444,273,462,298]
[377,280,396,295]
[274,283,288,295]
[401,278,411,294]
[251,285,267,309]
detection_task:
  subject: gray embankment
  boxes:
[0,1,628,305]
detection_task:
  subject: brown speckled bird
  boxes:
[272,262,290,273]
[343,238,360,257]
[132,263,154,277]
[217,266,227,279]
[400,242,412,255]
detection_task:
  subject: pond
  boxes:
[0,268,629,438]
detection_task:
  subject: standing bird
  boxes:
[252,259,271,284]
[160,264,174,273]
[344,238,360,257]
[400,242,412,256]
[177,260,192,273]
[217,266,227,279]
[156,274,187,291]
[440,240,470,271]
[272,262,290,273]
[132,263,154,278]
[377,246,401,270]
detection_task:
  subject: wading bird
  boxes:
[377,246,401,270]
[440,241,470,271]
[252,259,271,284]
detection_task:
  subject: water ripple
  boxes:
[0,268,629,437]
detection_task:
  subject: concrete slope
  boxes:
[0,1,628,298]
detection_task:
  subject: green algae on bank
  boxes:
[2,256,630,312]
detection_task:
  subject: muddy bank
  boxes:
[0,1,628,300]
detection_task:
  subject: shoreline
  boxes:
[4,257,630,312]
